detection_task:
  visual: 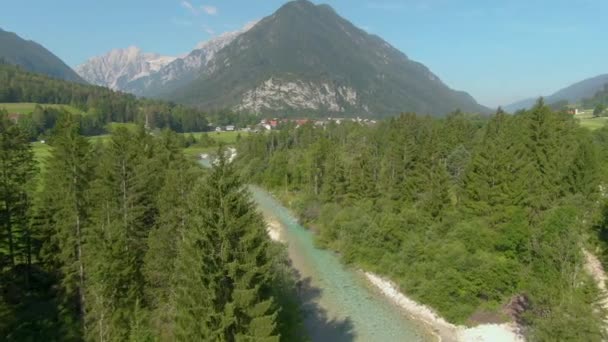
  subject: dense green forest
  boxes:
[237,102,608,340]
[0,61,259,139]
[0,111,303,341]
[5,62,608,341]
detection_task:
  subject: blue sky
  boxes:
[1,0,607,107]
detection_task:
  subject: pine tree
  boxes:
[347,136,379,201]
[462,110,530,219]
[321,148,349,203]
[378,121,411,201]
[143,131,202,339]
[0,113,36,270]
[128,298,153,342]
[38,114,93,326]
[521,100,565,213]
[563,134,600,197]
[86,128,160,341]
[304,139,328,196]
[174,149,280,341]
[404,121,452,217]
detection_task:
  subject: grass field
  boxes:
[183,146,217,160]
[181,131,251,160]
[30,130,248,166]
[576,110,608,130]
[0,103,82,115]
[106,122,139,132]
[88,135,111,145]
[184,131,250,145]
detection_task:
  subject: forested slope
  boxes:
[0,28,85,83]
[237,103,608,340]
[0,113,304,340]
[0,61,212,136]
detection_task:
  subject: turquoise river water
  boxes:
[199,160,432,341]
[251,186,432,342]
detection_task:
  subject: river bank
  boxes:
[260,189,524,342]
[252,185,432,341]
[365,272,524,342]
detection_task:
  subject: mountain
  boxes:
[75,46,176,90]
[159,0,486,116]
[77,22,257,96]
[0,28,85,83]
[505,74,608,112]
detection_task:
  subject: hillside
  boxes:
[0,28,85,83]
[156,0,487,117]
[505,74,608,112]
[237,107,608,341]
[0,62,211,135]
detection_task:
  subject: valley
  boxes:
[2,0,608,341]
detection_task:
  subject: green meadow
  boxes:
[0,102,82,115]
[577,110,608,130]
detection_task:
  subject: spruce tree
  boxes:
[563,134,600,197]
[86,127,160,341]
[174,149,279,341]
[304,139,328,196]
[321,148,349,203]
[378,122,411,201]
[463,110,530,219]
[38,114,93,325]
[521,100,565,213]
[143,131,202,339]
[0,113,36,269]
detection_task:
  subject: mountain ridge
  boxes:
[0,27,85,83]
[74,0,487,117]
[75,46,176,90]
[78,22,258,97]
[160,0,487,116]
[505,73,608,112]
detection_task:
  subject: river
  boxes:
[252,185,434,341]
[199,159,432,341]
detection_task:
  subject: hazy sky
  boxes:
[2,0,607,107]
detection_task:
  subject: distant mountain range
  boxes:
[75,47,176,90]
[76,0,486,117]
[505,74,608,112]
[76,22,258,95]
[0,28,85,83]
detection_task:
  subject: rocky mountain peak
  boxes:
[75,47,176,90]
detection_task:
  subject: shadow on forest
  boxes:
[293,269,356,342]
[595,204,608,261]
[0,264,80,341]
